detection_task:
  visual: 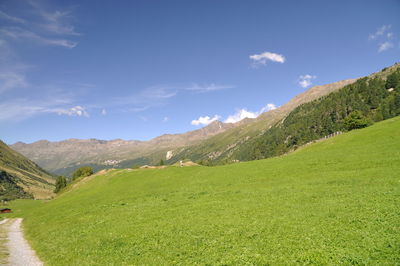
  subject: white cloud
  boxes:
[378,41,394,52]
[0,72,28,94]
[369,25,391,40]
[224,103,277,123]
[163,116,169,122]
[138,115,148,122]
[260,103,278,113]
[0,95,88,121]
[141,86,177,99]
[0,2,80,50]
[0,39,11,58]
[0,11,25,24]
[185,83,234,93]
[0,100,47,121]
[101,109,107,115]
[368,25,396,52]
[0,4,84,122]
[225,109,257,123]
[56,106,89,117]
[112,86,178,114]
[191,115,221,126]
[28,2,81,36]
[249,51,286,67]
[41,12,80,36]
[111,82,235,114]
[44,38,77,48]
[298,74,317,88]
[0,27,77,48]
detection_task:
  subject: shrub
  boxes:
[343,111,372,131]
[54,176,67,193]
[72,166,93,180]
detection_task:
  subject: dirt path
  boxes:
[0,218,43,266]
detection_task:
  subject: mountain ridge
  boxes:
[11,63,399,175]
[9,78,361,174]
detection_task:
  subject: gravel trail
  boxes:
[2,218,43,266]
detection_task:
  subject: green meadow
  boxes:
[8,117,400,265]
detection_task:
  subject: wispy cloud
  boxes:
[0,72,28,94]
[0,10,25,24]
[112,83,232,114]
[111,86,177,113]
[298,74,317,88]
[191,115,221,126]
[163,117,169,122]
[249,51,285,67]
[27,0,81,36]
[0,99,51,121]
[185,83,234,93]
[141,86,177,99]
[0,96,89,121]
[0,3,88,123]
[369,25,391,40]
[0,2,80,49]
[0,43,90,122]
[369,25,395,52]
[138,115,148,122]
[0,39,30,94]
[0,27,77,48]
[101,109,107,115]
[224,103,277,123]
[378,41,394,53]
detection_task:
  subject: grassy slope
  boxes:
[12,117,400,265]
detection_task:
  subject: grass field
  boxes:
[6,117,400,265]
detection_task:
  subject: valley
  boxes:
[11,63,400,176]
[1,2,399,264]
[4,116,400,265]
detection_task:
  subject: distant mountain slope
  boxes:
[0,141,55,199]
[11,120,235,175]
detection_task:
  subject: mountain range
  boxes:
[10,63,400,176]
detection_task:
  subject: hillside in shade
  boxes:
[0,140,55,200]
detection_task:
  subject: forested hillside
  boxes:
[235,64,400,161]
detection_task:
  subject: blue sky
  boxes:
[0,0,399,144]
